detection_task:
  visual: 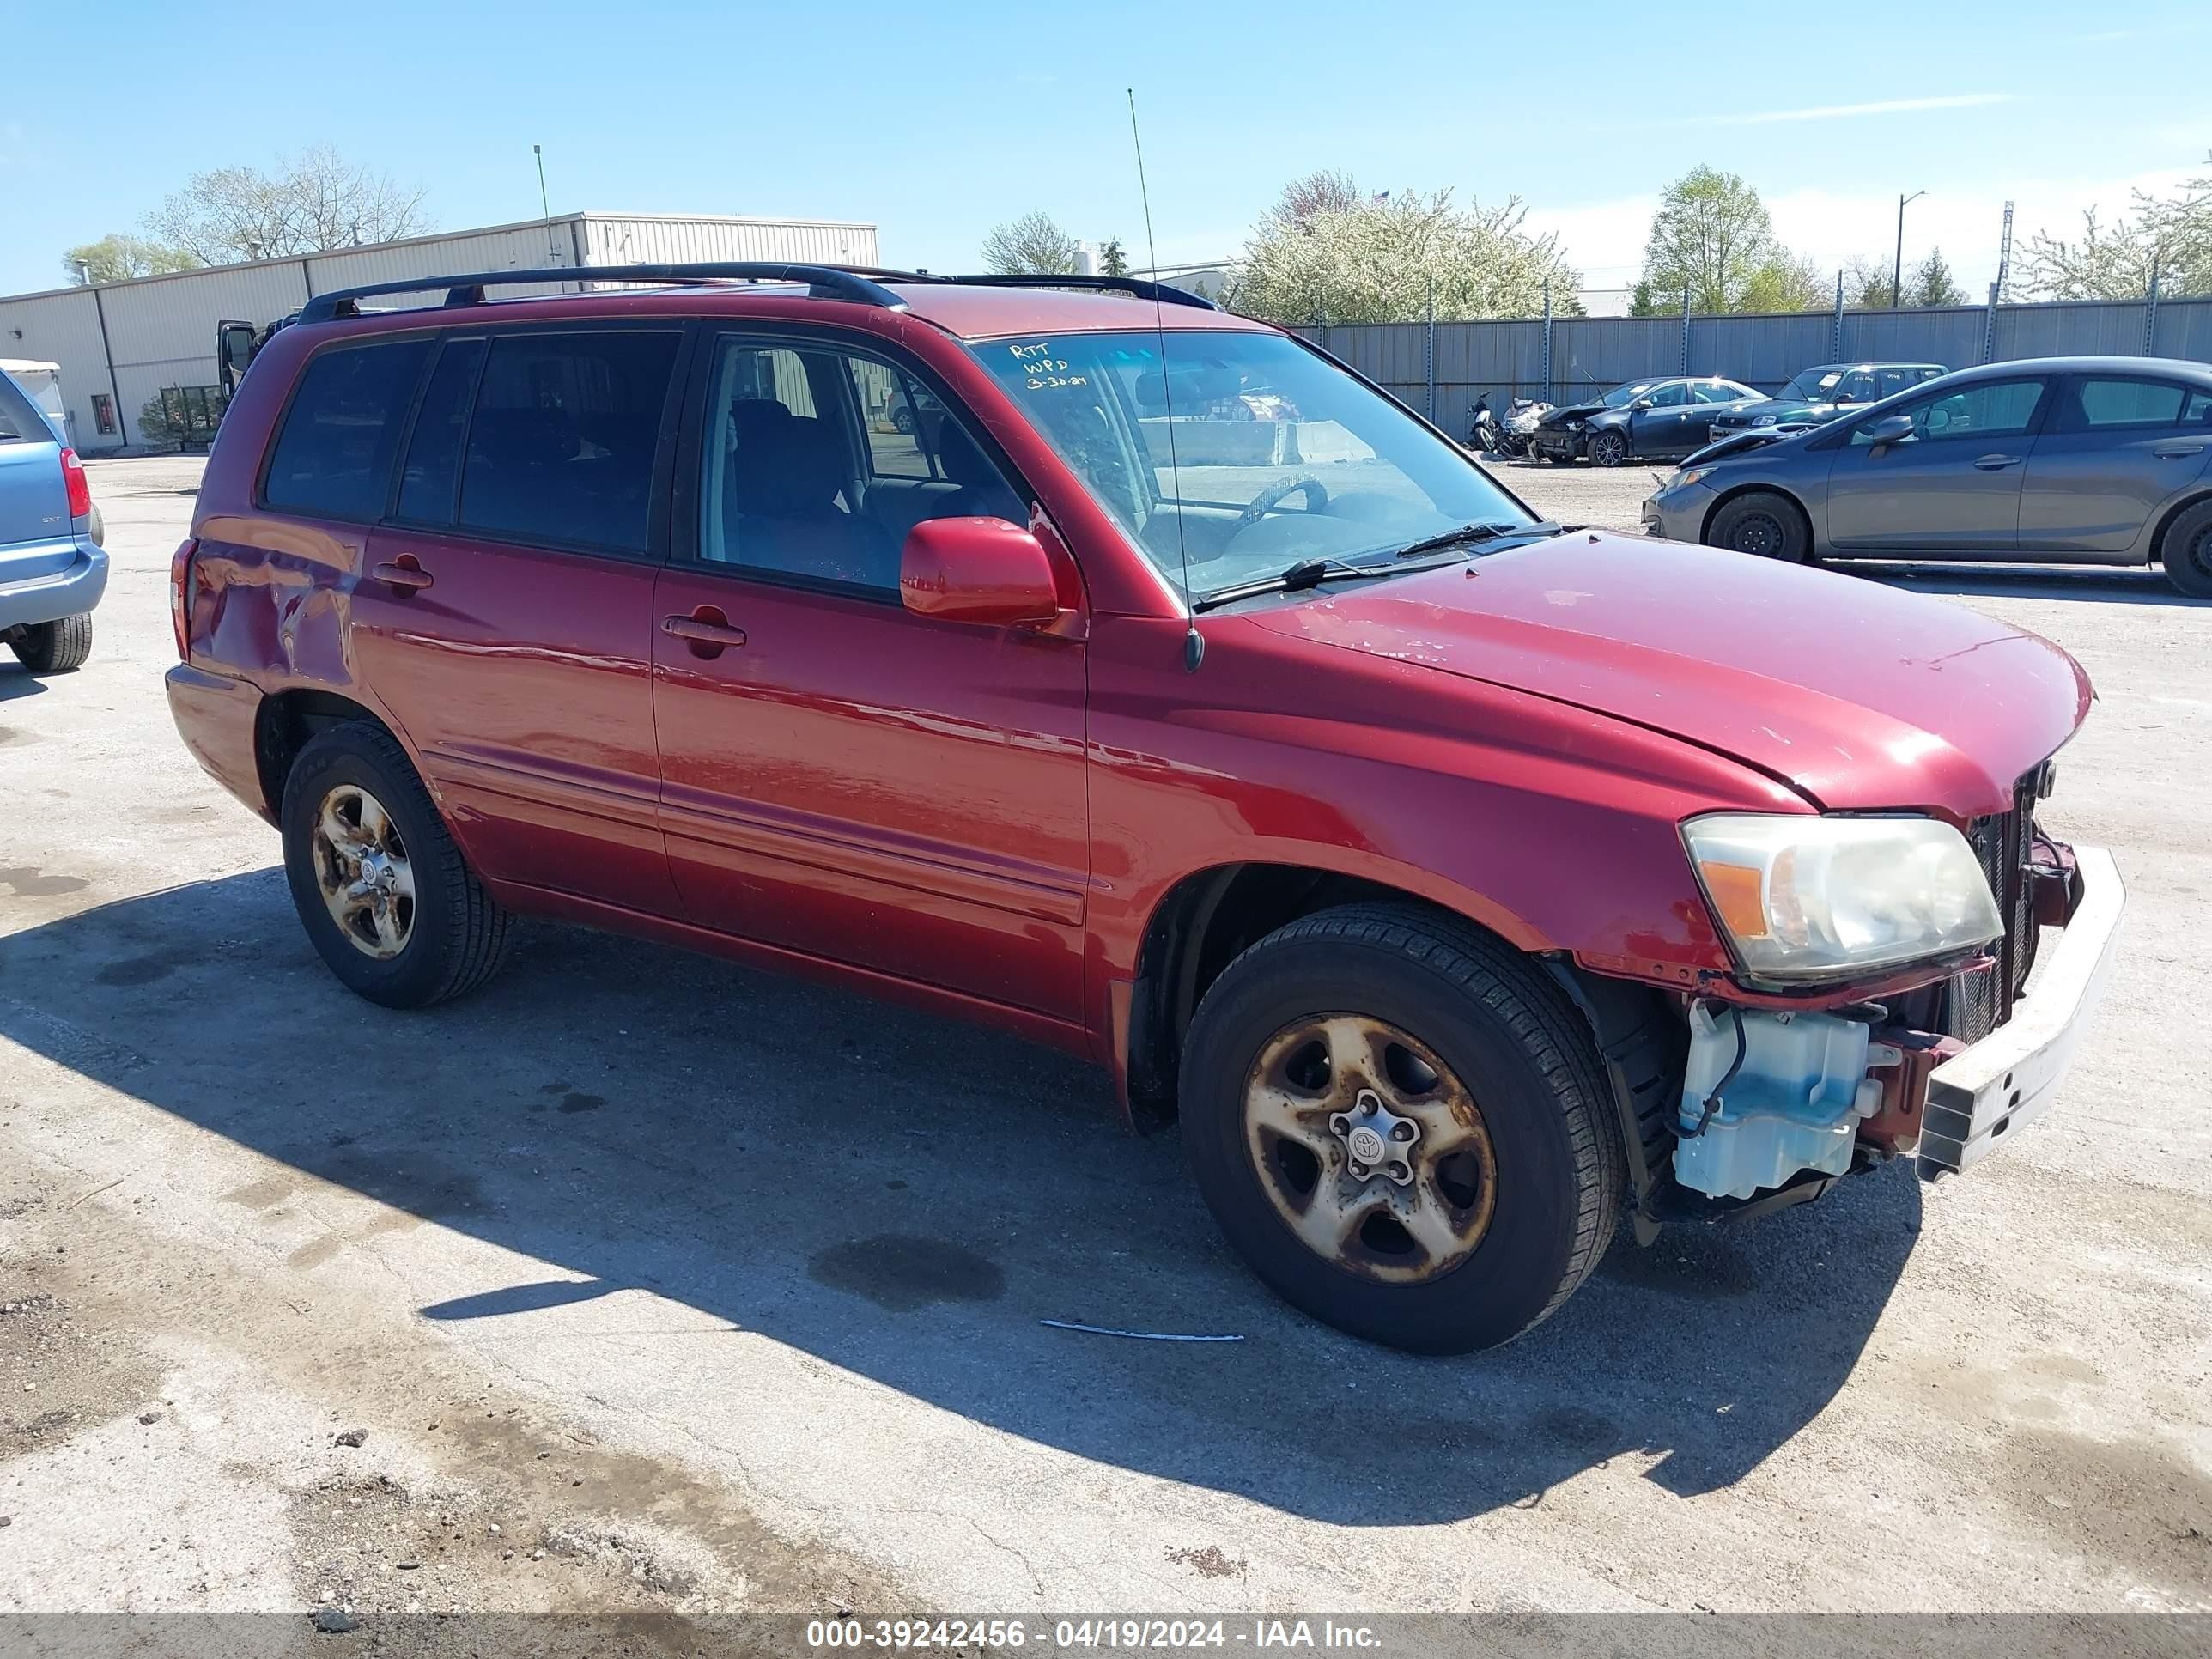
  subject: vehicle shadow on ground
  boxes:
[0,871,1919,1526]
[1852,562,2211,607]
[0,665,52,703]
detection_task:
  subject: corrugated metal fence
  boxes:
[1289,295,2212,440]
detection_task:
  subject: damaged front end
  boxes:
[1639,773,2124,1228]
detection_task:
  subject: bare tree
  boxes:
[979,211,1080,276]
[1266,169,1366,232]
[143,147,430,264]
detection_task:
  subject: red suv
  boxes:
[167,264,2124,1352]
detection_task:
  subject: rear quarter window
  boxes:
[456,331,681,554]
[0,375,44,443]
[262,339,433,521]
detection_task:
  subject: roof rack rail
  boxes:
[927,272,1219,311]
[295,263,908,325]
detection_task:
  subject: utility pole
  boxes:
[1893,190,1926,310]
[1994,201,2014,303]
[1832,269,1844,360]
[2145,249,2163,356]
[1541,279,1553,404]
[533,144,558,262]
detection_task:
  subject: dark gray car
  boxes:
[1642,356,2212,597]
[1530,376,1767,465]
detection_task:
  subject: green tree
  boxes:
[979,211,1080,276]
[1908,246,1966,307]
[63,234,200,284]
[1738,249,1829,313]
[1099,237,1129,278]
[1632,167,1800,314]
[1228,185,1578,324]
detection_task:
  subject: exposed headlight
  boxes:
[1673,465,1713,489]
[1681,814,2002,983]
[1752,413,1778,426]
[1567,419,1585,431]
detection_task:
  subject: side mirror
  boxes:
[1630,397,1654,410]
[1863,414,1915,449]
[900,517,1061,627]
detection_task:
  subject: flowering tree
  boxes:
[2022,169,2211,300]
[1228,187,1579,323]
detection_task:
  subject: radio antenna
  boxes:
[1127,87,1201,671]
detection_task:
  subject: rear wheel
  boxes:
[1181,904,1622,1353]
[1588,429,1629,467]
[7,615,93,674]
[1705,490,1810,562]
[280,722,513,1007]
[2160,499,2212,599]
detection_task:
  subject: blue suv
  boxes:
[0,365,106,673]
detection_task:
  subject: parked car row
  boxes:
[1643,356,2212,595]
[1508,361,1948,466]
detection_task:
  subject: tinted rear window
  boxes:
[263,340,432,520]
[396,338,488,523]
[0,375,43,443]
[457,331,680,553]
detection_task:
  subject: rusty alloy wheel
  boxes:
[1243,1013,1498,1284]
[311,783,416,960]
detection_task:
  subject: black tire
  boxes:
[2160,498,2212,599]
[1705,489,1810,562]
[1588,428,1629,467]
[9,615,93,673]
[279,721,513,1008]
[1181,903,1623,1354]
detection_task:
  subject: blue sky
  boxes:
[4,1,2204,298]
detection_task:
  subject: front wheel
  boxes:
[2161,499,2212,599]
[1588,429,1629,467]
[1705,490,1810,562]
[7,615,93,674]
[280,722,513,1007]
[1181,905,1622,1353]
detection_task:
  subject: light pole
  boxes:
[533,144,557,262]
[1893,189,1926,311]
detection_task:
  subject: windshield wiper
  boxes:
[1191,557,1373,612]
[1391,520,1563,559]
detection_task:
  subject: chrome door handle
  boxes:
[371,558,434,592]
[2152,441,2206,458]
[1973,454,2023,471]
[662,610,747,657]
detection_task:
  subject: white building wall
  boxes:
[1,211,880,452]
[0,289,116,449]
[581,214,878,269]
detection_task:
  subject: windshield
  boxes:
[1600,380,1661,409]
[1782,368,1844,401]
[968,330,1531,605]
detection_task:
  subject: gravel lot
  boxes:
[2,453,2208,1623]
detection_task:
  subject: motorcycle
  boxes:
[1468,396,1506,456]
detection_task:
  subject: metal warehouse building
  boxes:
[0,210,880,453]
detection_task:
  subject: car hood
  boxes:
[1537,402,1605,427]
[1240,532,2090,817]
